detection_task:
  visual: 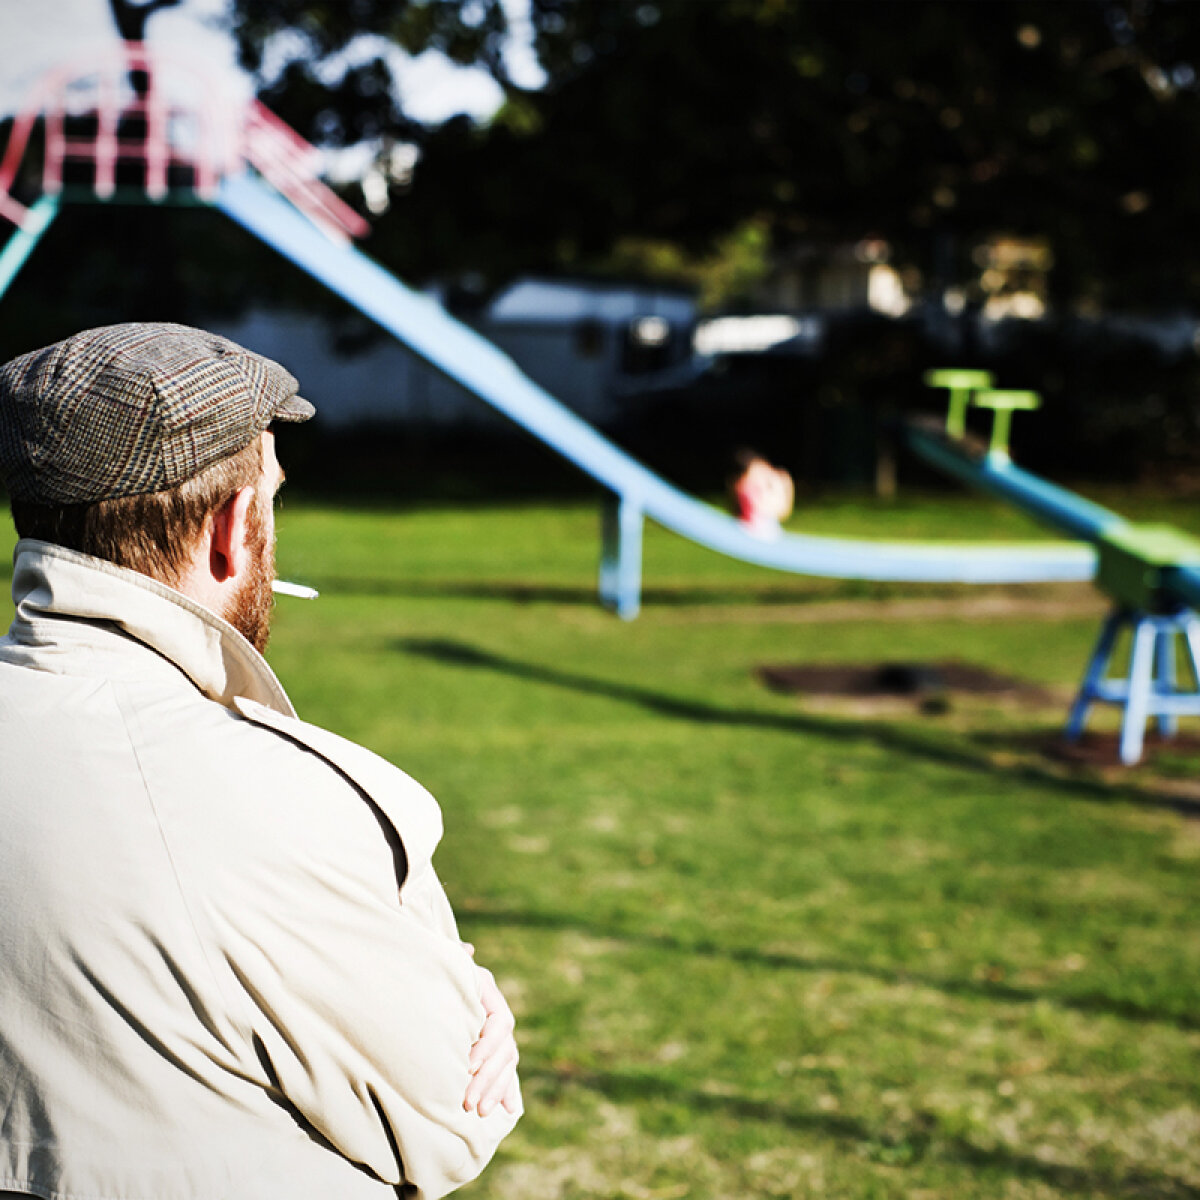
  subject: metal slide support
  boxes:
[599,494,645,620]
[0,195,59,301]
[1066,606,1200,765]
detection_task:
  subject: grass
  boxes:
[2,486,1199,1198]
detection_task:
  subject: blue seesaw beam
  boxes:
[903,423,1126,544]
[215,171,1095,617]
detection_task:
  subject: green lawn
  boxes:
[3,488,1199,1198]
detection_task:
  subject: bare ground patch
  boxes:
[760,658,1200,808]
[758,659,1066,716]
[650,588,1106,626]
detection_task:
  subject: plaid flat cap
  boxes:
[0,322,315,503]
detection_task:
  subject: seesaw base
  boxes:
[1067,607,1200,765]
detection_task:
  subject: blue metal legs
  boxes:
[1066,610,1122,745]
[1067,607,1200,764]
[599,495,644,620]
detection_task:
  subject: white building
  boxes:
[212,276,699,430]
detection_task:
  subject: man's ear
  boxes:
[208,486,256,584]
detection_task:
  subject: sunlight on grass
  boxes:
[269,495,1198,1200]
[2,492,1199,1198]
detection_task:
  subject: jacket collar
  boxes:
[6,539,296,717]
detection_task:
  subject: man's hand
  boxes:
[462,944,520,1117]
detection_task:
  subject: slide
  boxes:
[0,54,1095,619]
[210,172,1096,614]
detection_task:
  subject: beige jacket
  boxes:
[0,541,520,1200]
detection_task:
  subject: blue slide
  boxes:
[220,172,1095,616]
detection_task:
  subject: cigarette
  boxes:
[272,580,320,599]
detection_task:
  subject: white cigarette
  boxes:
[272,580,320,599]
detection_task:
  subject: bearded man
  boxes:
[0,323,520,1200]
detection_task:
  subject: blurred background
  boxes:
[4,0,1200,500]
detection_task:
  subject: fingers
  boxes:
[464,1037,519,1115]
[465,1006,518,1115]
[467,995,515,1073]
[463,957,520,1116]
[501,1072,521,1114]
[471,964,509,1025]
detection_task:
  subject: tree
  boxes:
[8,0,1199,476]
[381,0,1200,310]
[107,0,184,43]
[226,0,521,149]
[23,0,1200,311]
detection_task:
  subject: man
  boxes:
[0,323,520,1200]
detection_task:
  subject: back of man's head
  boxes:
[0,323,313,583]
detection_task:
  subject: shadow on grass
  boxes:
[459,905,1197,1032]
[307,575,597,606]
[398,636,1200,821]
[522,1063,1196,1199]
[301,573,925,609]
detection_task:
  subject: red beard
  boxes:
[224,495,275,654]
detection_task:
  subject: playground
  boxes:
[2,27,1199,1200]
[6,41,1200,766]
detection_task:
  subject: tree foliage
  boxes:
[209,1,1200,309]
[383,0,1200,308]
[13,2,1200,334]
[227,0,519,146]
[107,0,184,44]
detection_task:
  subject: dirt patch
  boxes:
[1037,729,1200,770]
[761,663,1200,796]
[758,659,1061,708]
[993,730,1200,809]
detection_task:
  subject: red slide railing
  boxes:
[242,100,369,241]
[0,41,368,242]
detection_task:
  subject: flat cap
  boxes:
[0,322,315,503]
